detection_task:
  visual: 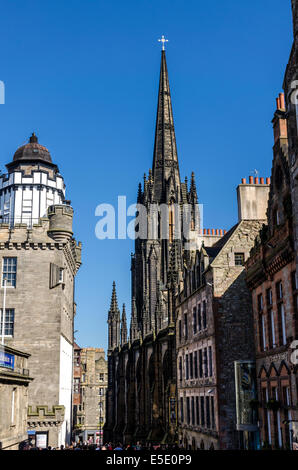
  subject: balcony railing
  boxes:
[0,216,41,228]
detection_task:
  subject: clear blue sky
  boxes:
[0,0,293,351]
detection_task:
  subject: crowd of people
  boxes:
[19,441,180,451]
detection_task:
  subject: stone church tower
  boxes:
[0,134,81,447]
[132,49,199,334]
[105,49,199,444]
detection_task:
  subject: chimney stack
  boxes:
[237,177,270,222]
[272,93,288,144]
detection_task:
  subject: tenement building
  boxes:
[0,134,82,448]
[72,342,82,439]
[284,0,298,289]
[105,48,200,445]
[0,345,33,449]
[246,91,298,449]
[176,177,270,450]
[73,347,107,444]
[283,2,298,448]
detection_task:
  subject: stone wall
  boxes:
[0,214,81,447]
[0,346,33,450]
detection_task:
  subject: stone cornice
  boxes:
[0,369,33,384]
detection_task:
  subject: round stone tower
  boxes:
[47,204,73,242]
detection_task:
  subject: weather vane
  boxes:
[158,35,168,51]
[251,169,259,178]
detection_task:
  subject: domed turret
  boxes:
[12,133,53,164]
[0,133,65,227]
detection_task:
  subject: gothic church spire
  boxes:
[108,281,120,351]
[152,50,180,202]
[121,303,128,346]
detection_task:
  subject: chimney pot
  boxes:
[207,229,211,235]
[241,178,246,184]
[255,177,259,184]
[266,177,270,184]
[280,93,285,109]
[219,229,223,236]
[212,229,215,235]
[260,177,264,184]
[203,228,206,235]
[249,176,253,184]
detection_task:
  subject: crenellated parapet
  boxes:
[27,405,65,429]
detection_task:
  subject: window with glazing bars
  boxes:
[202,301,207,329]
[2,257,17,287]
[0,308,14,336]
[190,352,193,379]
[193,307,197,334]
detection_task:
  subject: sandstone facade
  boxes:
[0,345,33,450]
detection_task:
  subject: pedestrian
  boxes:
[114,443,123,450]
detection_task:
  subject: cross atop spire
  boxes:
[158,35,168,51]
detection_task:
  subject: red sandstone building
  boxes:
[72,343,82,436]
[176,177,270,450]
[246,93,298,449]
